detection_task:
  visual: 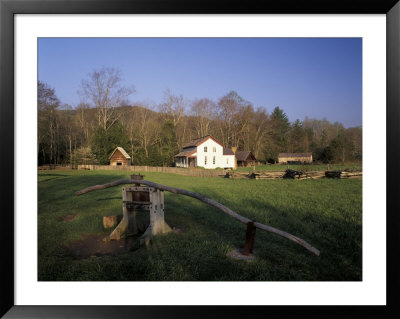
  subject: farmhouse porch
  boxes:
[175,149,197,168]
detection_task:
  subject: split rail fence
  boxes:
[38,164,362,179]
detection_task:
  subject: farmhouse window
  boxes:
[117,162,122,166]
[226,158,229,164]
[213,146,216,152]
[205,156,207,165]
[204,146,207,152]
[213,156,216,164]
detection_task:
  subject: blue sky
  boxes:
[38,38,362,127]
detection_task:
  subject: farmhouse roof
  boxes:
[109,147,131,159]
[182,135,224,148]
[175,149,196,158]
[223,148,234,155]
[278,153,312,158]
[236,151,256,161]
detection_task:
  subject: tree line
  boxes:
[38,67,362,167]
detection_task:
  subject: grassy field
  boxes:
[38,169,362,281]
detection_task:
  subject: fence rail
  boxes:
[38,164,73,170]
[39,164,362,179]
[76,164,226,177]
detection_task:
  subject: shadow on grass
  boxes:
[162,185,361,281]
[96,197,121,201]
[38,172,361,281]
[39,173,128,204]
[38,173,69,177]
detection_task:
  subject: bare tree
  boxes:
[80,67,135,131]
[245,107,270,157]
[232,104,253,148]
[138,106,160,158]
[190,98,216,137]
[119,104,161,161]
[38,81,60,164]
[158,89,186,128]
[76,102,91,142]
[216,91,251,147]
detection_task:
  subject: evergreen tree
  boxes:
[268,106,290,161]
[90,121,129,164]
[158,121,178,166]
[328,130,354,164]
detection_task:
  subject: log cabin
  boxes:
[235,151,256,167]
[109,147,131,166]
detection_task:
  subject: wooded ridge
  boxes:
[38,74,362,168]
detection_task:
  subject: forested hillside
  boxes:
[38,72,362,167]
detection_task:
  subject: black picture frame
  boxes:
[1,0,399,318]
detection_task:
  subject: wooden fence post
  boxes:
[243,221,256,256]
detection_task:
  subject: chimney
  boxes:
[231,147,238,170]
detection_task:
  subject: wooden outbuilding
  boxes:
[235,151,256,167]
[278,153,312,164]
[109,147,131,166]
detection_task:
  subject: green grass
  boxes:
[38,169,362,281]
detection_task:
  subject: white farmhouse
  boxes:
[175,135,236,169]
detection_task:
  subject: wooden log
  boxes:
[103,215,118,229]
[248,173,259,179]
[341,171,362,178]
[76,179,133,195]
[76,179,320,256]
[108,187,130,240]
[250,171,286,179]
[325,170,342,178]
[253,222,320,256]
[283,169,303,179]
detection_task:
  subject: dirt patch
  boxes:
[65,234,143,259]
[170,226,185,234]
[60,214,76,222]
[227,248,256,262]
[65,223,184,259]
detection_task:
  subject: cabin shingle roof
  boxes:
[109,147,131,159]
[235,151,256,161]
